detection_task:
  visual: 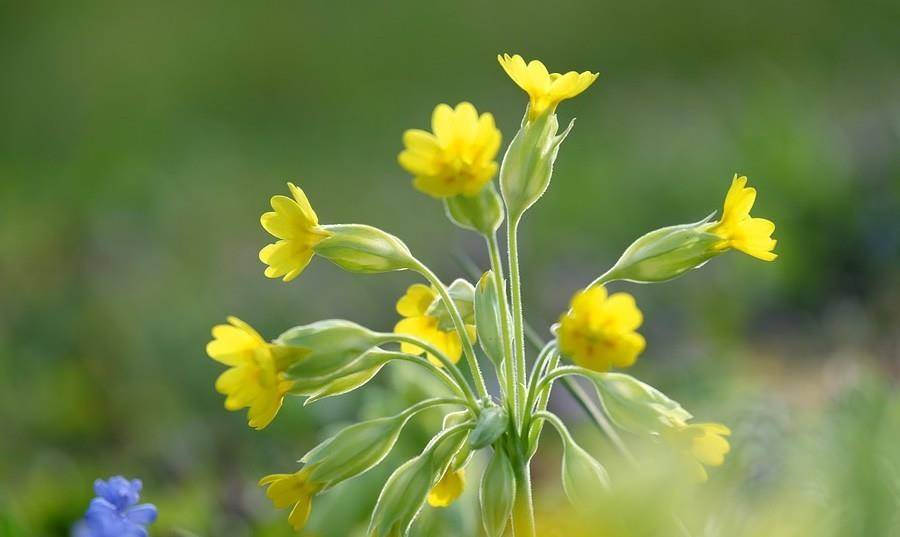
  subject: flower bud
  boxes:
[560,427,609,506]
[469,405,509,449]
[315,224,416,273]
[602,213,721,284]
[474,271,505,367]
[499,112,574,220]
[277,320,381,378]
[590,372,692,435]
[480,447,515,537]
[444,183,504,235]
[369,427,469,537]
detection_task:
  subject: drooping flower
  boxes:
[497,54,598,120]
[711,175,777,261]
[427,468,465,507]
[398,102,502,199]
[259,469,325,531]
[557,287,646,372]
[393,284,476,367]
[73,477,157,537]
[662,422,731,481]
[259,182,332,282]
[206,316,305,429]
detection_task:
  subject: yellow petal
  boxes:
[427,469,465,507]
[396,284,437,317]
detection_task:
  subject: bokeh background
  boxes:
[2,1,899,536]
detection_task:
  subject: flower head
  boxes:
[74,476,157,537]
[427,468,465,507]
[206,316,304,429]
[498,54,598,120]
[259,182,331,282]
[558,287,645,372]
[662,422,731,481]
[399,102,502,199]
[259,469,324,531]
[393,284,476,367]
[711,175,777,261]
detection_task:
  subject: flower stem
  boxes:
[411,260,490,399]
[511,456,536,537]
[507,216,527,429]
[381,334,480,409]
[486,232,517,417]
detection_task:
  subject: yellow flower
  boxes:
[662,422,731,482]
[711,175,777,261]
[259,468,324,531]
[398,102,502,199]
[557,287,646,372]
[259,182,332,282]
[427,469,465,508]
[206,316,301,429]
[497,53,598,120]
[393,284,476,367]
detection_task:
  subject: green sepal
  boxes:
[469,405,509,449]
[426,278,476,330]
[277,319,381,379]
[590,372,692,435]
[444,182,504,234]
[474,271,505,368]
[479,447,516,537]
[315,224,416,273]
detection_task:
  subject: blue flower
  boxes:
[73,476,157,537]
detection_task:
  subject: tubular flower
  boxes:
[206,316,303,429]
[711,175,777,261]
[662,422,731,481]
[259,182,332,282]
[427,469,465,507]
[259,469,325,531]
[398,102,502,199]
[394,284,476,367]
[498,54,598,120]
[558,287,646,372]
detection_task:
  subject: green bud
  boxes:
[499,111,575,221]
[559,425,609,506]
[474,271,505,367]
[302,410,414,489]
[277,320,381,378]
[426,278,476,330]
[290,349,399,404]
[469,405,509,449]
[590,372,692,435]
[444,183,504,234]
[369,427,469,537]
[480,447,516,537]
[315,224,416,273]
[601,213,721,284]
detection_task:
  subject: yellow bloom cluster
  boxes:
[259,182,331,281]
[662,422,732,481]
[497,54,598,120]
[558,287,645,372]
[427,468,465,507]
[398,102,502,199]
[206,317,300,429]
[393,284,476,367]
[259,468,324,531]
[712,175,777,261]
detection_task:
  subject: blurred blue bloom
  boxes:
[72,476,157,537]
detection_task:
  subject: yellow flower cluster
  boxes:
[206,317,300,429]
[398,102,502,199]
[259,182,331,281]
[557,287,646,372]
[497,53,598,120]
[259,469,324,530]
[393,284,476,367]
[712,175,777,261]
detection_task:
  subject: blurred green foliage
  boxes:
[1,0,897,535]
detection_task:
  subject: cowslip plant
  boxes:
[205,53,777,536]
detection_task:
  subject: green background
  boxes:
[2,1,898,535]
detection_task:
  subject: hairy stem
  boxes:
[507,217,527,428]
[381,334,480,409]
[487,232,517,417]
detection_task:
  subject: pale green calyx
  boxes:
[315,224,416,273]
[480,447,516,537]
[469,405,509,449]
[591,372,693,435]
[277,319,381,378]
[474,271,505,367]
[444,183,505,235]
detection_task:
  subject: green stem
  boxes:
[486,232,517,417]
[400,396,471,419]
[386,352,478,410]
[411,260,490,399]
[507,216,527,428]
[524,342,557,416]
[381,334,480,409]
[511,456,536,537]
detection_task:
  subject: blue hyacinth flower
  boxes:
[73,476,157,537]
